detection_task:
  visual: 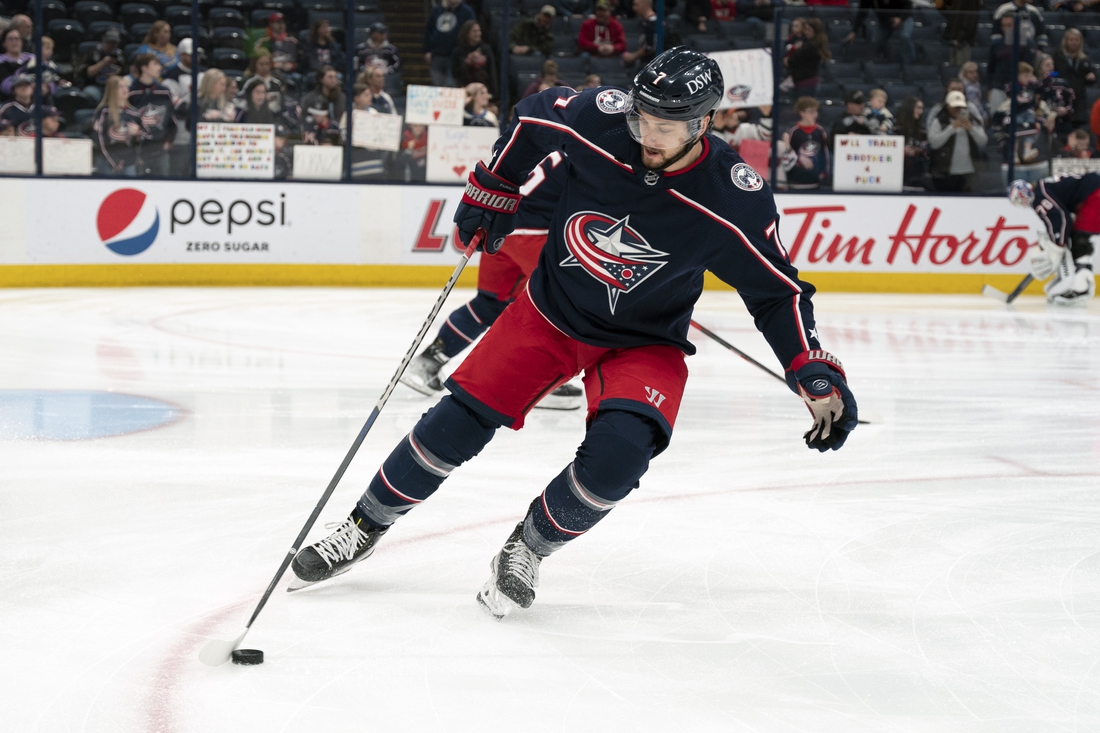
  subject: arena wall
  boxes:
[0,177,1045,294]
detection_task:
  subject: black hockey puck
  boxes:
[231,649,264,665]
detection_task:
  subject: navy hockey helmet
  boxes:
[626,46,723,149]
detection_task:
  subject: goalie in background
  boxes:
[1009,175,1098,305]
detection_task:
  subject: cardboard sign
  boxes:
[43,138,93,176]
[405,85,465,127]
[832,135,904,193]
[352,110,403,151]
[707,48,774,110]
[196,122,275,179]
[292,144,343,181]
[425,125,499,183]
[1051,158,1100,177]
[0,137,36,174]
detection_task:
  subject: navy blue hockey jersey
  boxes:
[1033,173,1100,245]
[485,86,820,368]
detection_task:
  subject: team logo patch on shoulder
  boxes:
[596,89,627,114]
[731,163,763,192]
[726,84,752,103]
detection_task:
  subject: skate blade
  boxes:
[286,564,355,593]
[533,394,583,411]
[476,583,516,621]
[398,375,441,397]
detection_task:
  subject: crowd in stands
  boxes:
[4,0,1100,189]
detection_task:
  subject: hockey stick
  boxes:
[199,230,485,667]
[981,274,1034,304]
[689,319,870,426]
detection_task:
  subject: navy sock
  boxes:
[436,292,509,358]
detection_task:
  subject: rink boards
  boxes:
[0,177,1044,294]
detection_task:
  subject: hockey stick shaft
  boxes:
[1005,274,1035,303]
[202,232,483,663]
[689,319,870,426]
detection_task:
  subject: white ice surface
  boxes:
[1,287,1099,733]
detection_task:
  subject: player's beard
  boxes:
[640,137,701,172]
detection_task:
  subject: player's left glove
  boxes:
[785,350,858,452]
[453,162,521,254]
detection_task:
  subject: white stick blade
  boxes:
[981,284,1010,303]
[198,630,247,666]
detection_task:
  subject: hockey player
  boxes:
[290,47,859,618]
[1009,175,1098,305]
[400,150,583,410]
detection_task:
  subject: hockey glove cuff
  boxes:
[785,350,858,452]
[454,162,521,254]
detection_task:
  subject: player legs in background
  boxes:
[290,292,684,617]
[400,232,583,409]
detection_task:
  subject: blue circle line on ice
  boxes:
[0,390,184,441]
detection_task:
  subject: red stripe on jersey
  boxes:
[515,116,634,172]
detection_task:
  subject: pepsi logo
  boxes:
[97,189,159,256]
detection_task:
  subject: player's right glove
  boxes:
[785,350,858,452]
[1029,233,1065,280]
[453,162,521,254]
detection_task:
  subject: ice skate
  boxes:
[1045,255,1094,306]
[534,382,583,411]
[399,339,448,396]
[476,522,544,620]
[288,514,388,592]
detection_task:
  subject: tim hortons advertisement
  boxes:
[400,189,1038,275]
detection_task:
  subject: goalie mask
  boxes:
[1008,179,1035,208]
[626,46,723,150]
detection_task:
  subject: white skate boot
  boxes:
[1047,254,1095,306]
[476,522,544,620]
[399,339,449,396]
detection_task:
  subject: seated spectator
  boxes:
[8,14,32,53]
[683,0,710,33]
[994,61,1048,163]
[0,74,36,135]
[845,0,915,65]
[943,0,980,65]
[867,88,895,135]
[735,0,774,30]
[781,96,830,190]
[578,73,601,89]
[93,75,142,176]
[1053,29,1095,130]
[301,65,346,143]
[896,95,931,190]
[464,82,498,127]
[239,76,279,125]
[197,69,238,122]
[523,59,563,98]
[929,89,987,190]
[622,0,660,67]
[993,0,1046,50]
[1060,127,1095,157]
[425,0,477,86]
[784,17,829,94]
[78,29,126,104]
[162,38,203,112]
[1037,52,1076,144]
[40,106,64,138]
[989,14,1037,111]
[1053,0,1100,12]
[0,27,32,98]
[341,83,390,178]
[245,51,286,111]
[510,5,556,56]
[357,22,401,78]
[958,62,988,124]
[136,21,177,68]
[355,65,396,113]
[578,2,625,58]
[927,78,965,123]
[831,89,873,155]
[710,0,735,23]
[452,20,497,97]
[711,105,773,151]
[273,123,292,179]
[254,13,300,80]
[304,20,345,75]
[128,53,176,177]
[2,35,67,102]
[556,0,594,17]
[397,123,428,181]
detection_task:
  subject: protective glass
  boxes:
[624,95,704,150]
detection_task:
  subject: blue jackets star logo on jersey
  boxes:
[560,212,668,314]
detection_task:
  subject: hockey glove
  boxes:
[453,162,521,254]
[1030,234,1065,280]
[785,350,858,452]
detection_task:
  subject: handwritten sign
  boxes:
[405,85,465,127]
[425,125,499,183]
[292,144,343,181]
[44,138,93,176]
[1051,158,1100,177]
[832,134,904,193]
[196,122,275,179]
[706,48,774,110]
[352,110,403,152]
[0,137,35,174]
